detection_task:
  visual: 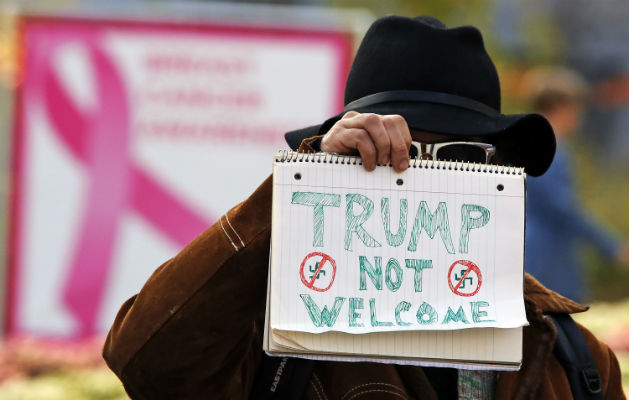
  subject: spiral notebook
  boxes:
[264,151,527,370]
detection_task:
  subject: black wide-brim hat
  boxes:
[285,16,556,177]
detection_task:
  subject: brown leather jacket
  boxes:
[103,174,624,400]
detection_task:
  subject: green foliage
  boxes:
[330,0,563,63]
[571,140,628,301]
[331,0,489,23]
[584,243,628,302]
[571,141,628,235]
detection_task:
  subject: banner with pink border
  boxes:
[8,16,351,339]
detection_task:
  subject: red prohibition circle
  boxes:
[299,252,337,292]
[447,259,482,297]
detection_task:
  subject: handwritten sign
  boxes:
[270,153,527,334]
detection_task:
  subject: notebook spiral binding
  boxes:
[275,150,523,175]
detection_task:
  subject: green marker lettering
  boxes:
[407,201,455,254]
[416,302,438,325]
[345,194,382,251]
[299,294,345,328]
[395,301,412,326]
[442,306,470,325]
[385,258,403,292]
[349,297,364,327]
[291,192,341,247]
[404,259,433,292]
[369,298,394,326]
[359,256,382,290]
[470,301,494,323]
[459,204,490,253]
[381,198,408,247]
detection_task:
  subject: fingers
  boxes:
[382,114,412,172]
[341,110,359,120]
[354,131,378,171]
[321,112,411,173]
[342,113,391,169]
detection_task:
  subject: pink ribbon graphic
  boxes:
[39,39,213,337]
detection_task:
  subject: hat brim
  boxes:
[285,101,555,177]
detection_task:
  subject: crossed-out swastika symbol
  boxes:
[308,261,326,280]
[454,269,473,288]
[448,259,482,297]
[299,252,337,292]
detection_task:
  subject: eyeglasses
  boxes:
[410,141,496,164]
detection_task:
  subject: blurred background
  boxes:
[0,0,627,398]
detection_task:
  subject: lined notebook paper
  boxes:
[264,151,527,370]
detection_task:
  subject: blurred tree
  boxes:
[329,0,492,33]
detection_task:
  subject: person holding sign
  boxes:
[103,16,624,399]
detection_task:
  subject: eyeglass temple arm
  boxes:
[410,141,426,159]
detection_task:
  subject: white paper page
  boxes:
[270,152,527,334]
[271,326,522,365]
[264,350,520,371]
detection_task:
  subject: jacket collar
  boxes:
[524,273,588,314]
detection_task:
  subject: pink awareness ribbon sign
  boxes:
[34,35,213,337]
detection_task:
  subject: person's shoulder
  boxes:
[574,318,625,394]
[524,274,624,398]
[524,273,588,314]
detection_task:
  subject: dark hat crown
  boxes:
[344,16,501,112]
[284,15,556,177]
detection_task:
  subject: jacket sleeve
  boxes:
[577,322,625,400]
[103,175,273,399]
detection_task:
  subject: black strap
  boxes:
[422,367,458,399]
[250,354,315,400]
[551,313,603,400]
[343,90,500,117]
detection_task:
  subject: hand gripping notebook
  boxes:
[264,151,527,370]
